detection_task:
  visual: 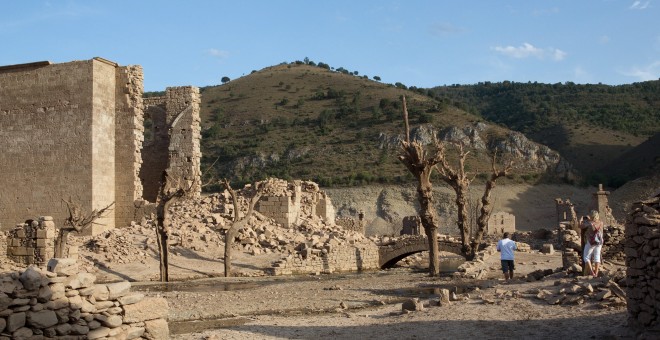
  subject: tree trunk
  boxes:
[224,227,236,277]
[54,229,71,258]
[471,179,497,257]
[156,196,176,282]
[417,169,439,276]
[454,184,472,258]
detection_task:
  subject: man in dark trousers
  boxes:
[497,232,517,281]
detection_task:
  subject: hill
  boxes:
[145,62,658,188]
[428,81,660,185]
[196,63,558,188]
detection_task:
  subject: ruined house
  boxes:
[486,211,516,235]
[0,58,200,234]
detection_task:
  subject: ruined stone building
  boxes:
[486,211,516,235]
[0,58,200,234]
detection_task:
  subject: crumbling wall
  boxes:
[0,58,201,232]
[6,217,57,265]
[486,211,515,235]
[400,216,421,235]
[625,194,660,334]
[114,66,145,227]
[140,87,201,202]
[256,194,301,228]
[269,243,379,275]
[555,198,578,225]
[0,259,168,339]
[336,216,365,234]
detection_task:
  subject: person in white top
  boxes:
[496,232,517,281]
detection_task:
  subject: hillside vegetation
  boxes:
[429,81,660,184]
[146,61,659,189]
[197,63,494,188]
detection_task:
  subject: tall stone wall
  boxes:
[625,194,660,334]
[114,66,145,227]
[0,58,200,231]
[140,87,201,202]
[0,60,102,231]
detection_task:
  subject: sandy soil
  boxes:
[102,248,633,340]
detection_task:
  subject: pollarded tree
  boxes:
[398,96,444,276]
[434,143,513,260]
[154,170,189,282]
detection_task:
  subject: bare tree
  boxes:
[398,96,513,262]
[434,143,512,259]
[155,170,187,282]
[398,96,444,276]
[472,154,512,254]
[55,200,115,258]
[221,179,263,277]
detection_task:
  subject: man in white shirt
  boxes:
[496,232,517,281]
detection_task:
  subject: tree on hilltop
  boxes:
[221,76,231,84]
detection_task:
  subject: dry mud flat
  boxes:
[125,251,633,340]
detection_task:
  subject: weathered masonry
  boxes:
[0,58,200,233]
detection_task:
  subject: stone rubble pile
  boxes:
[530,275,627,308]
[625,194,660,333]
[71,179,372,275]
[0,258,168,339]
[603,224,625,263]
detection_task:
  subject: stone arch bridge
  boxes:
[378,235,464,269]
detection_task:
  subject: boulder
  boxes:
[401,298,424,311]
[19,266,44,291]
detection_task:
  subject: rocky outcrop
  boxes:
[377,122,572,176]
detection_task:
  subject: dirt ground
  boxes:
[100,247,634,339]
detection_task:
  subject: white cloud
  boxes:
[630,1,650,9]
[620,60,660,81]
[208,48,229,59]
[552,49,567,61]
[493,43,566,61]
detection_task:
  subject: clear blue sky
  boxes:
[2,1,659,91]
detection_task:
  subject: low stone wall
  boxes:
[0,259,168,339]
[558,221,625,270]
[6,217,57,266]
[625,194,660,334]
[269,243,379,275]
[559,223,582,270]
